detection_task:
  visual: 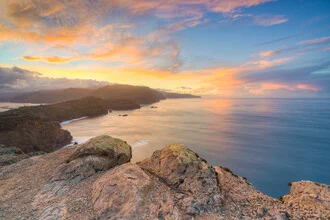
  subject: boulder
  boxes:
[282,181,330,218]
[51,135,132,182]
[92,163,181,219]
[137,143,223,216]
[68,135,131,164]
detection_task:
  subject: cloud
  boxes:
[248,83,320,95]
[253,14,288,26]
[261,83,320,91]
[257,35,330,58]
[0,0,284,73]
[258,50,276,57]
[299,36,330,45]
[0,0,276,44]
[22,56,41,61]
[206,0,274,13]
[186,56,294,96]
[23,56,76,63]
[255,26,330,46]
[219,13,288,27]
[237,61,330,97]
[0,66,109,93]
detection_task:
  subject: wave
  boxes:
[60,116,88,125]
[132,140,149,147]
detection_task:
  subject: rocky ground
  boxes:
[0,135,329,219]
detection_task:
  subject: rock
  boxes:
[51,135,132,182]
[92,163,181,219]
[214,165,290,219]
[137,143,223,216]
[1,137,330,219]
[68,135,131,164]
[122,114,128,117]
[0,154,26,167]
[0,146,26,167]
[0,115,72,154]
[0,146,23,155]
[51,135,131,183]
[282,181,330,218]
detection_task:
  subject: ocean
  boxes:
[2,99,330,198]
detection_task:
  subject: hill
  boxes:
[0,84,199,105]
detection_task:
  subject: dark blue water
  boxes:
[62,98,330,198]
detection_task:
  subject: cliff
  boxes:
[0,135,329,219]
[0,97,140,159]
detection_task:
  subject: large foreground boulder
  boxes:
[137,143,223,216]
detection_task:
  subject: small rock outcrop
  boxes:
[282,181,330,218]
[0,145,25,168]
[0,136,329,219]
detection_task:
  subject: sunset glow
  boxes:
[1,0,330,97]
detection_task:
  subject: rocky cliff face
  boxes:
[0,97,140,166]
[0,135,329,219]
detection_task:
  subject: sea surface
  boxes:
[3,99,330,198]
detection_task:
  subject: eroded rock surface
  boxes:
[282,181,330,219]
[0,136,329,219]
[93,163,181,219]
[137,143,223,217]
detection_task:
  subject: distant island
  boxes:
[161,91,202,99]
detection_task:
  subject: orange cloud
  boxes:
[1,0,283,72]
[23,56,41,61]
[296,84,320,92]
[250,83,321,93]
[23,56,76,63]
[258,50,276,57]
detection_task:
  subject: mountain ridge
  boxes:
[1,84,200,104]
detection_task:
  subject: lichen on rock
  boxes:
[137,143,223,217]
[51,135,132,183]
[68,135,132,164]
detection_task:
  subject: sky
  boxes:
[0,0,330,97]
